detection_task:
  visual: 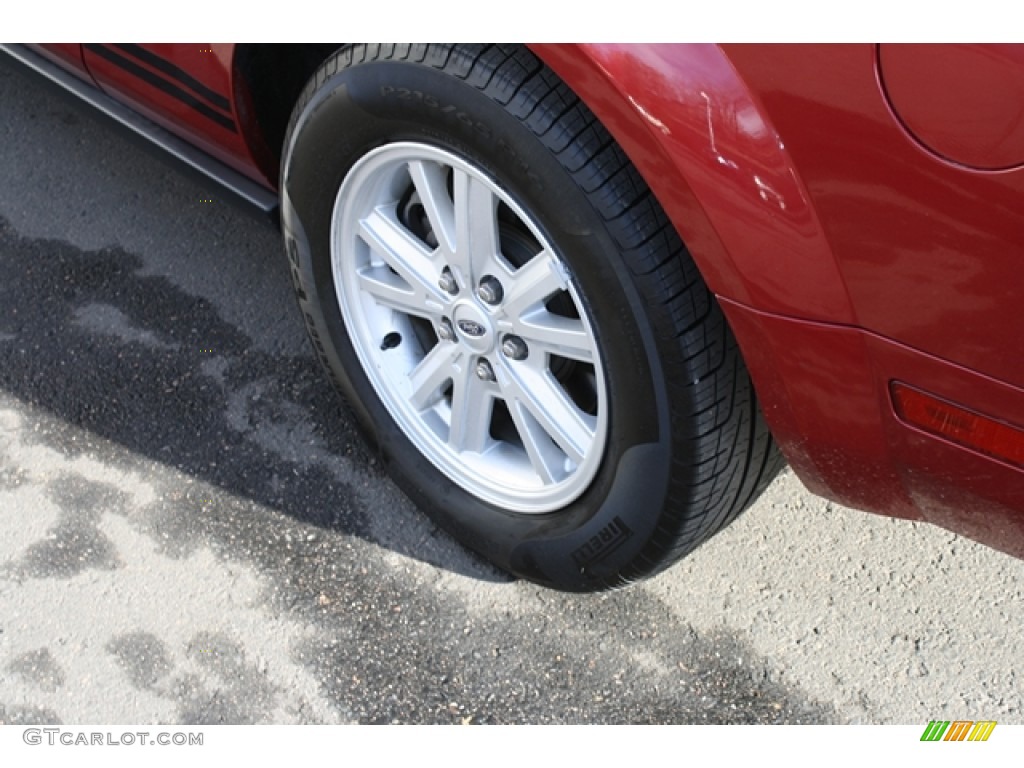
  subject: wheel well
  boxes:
[232,44,342,186]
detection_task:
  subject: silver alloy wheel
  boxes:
[330,142,608,513]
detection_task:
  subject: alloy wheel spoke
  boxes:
[407,159,456,256]
[448,358,494,453]
[501,250,568,320]
[499,364,594,466]
[356,267,437,319]
[408,342,459,411]
[514,310,594,363]
[450,167,500,286]
[505,398,566,484]
[359,208,446,306]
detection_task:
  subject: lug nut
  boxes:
[437,317,456,342]
[475,358,496,382]
[476,275,503,305]
[438,269,458,295]
[501,335,528,361]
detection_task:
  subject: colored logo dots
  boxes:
[920,720,997,742]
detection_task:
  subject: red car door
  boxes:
[80,43,267,185]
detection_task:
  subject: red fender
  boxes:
[530,43,855,324]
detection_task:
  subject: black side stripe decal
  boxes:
[113,44,232,113]
[85,44,236,133]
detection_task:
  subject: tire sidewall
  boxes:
[282,49,673,589]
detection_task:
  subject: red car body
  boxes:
[17,43,1024,560]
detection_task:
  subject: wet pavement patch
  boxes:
[6,647,66,693]
[107,631,174,690]
[0,215,370,543]
[5,474,124,580]
[0,703,62,725]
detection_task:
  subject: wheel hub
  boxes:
[452,301,494,353]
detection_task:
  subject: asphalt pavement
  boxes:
[0,54,1021,725]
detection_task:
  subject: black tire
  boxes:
[281,44,784,591]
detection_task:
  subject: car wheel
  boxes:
[281,44,783,591]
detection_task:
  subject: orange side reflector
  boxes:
[891,382,1024,470]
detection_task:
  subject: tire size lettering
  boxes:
[378,86,544,189]
[380,86,491,138]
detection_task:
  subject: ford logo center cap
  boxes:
[457,319,486,337]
